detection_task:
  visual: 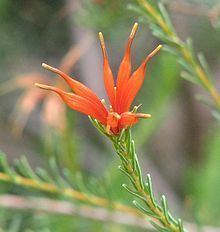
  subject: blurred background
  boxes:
[0,0,220,231]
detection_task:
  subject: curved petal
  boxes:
[119,62,147,112]
[35,83,107,124]
[116,23,138,113]
[42,63,108,117]
[98,32,115,108]
[119,45,162,112]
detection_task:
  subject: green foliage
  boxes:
[90,119,186,232]
[0,207,138,232]
[0,151,146,231]
[131,0,220,115]
[0,151,107,204]
[75,0,135,32]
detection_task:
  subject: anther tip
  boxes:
[35,83,42,88]
[157,44,163,50]
[130,22,139,38]
[42,63,56,72]
[146,44,163,62]
[34,83,49,90]
[152,44,163,55]
[42,63,50,70]
[98,32,106,53]
[134,22,139,28]
[98,32,104,40]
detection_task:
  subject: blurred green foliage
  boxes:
[189,126,220,226]
[75,0,134,32]
[134,52,180,147]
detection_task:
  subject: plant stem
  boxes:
[137,0,220,109]
[0,172,141,217]
[126,159,179,231]
[110,130,186,232]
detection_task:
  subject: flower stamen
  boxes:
[145,44,163,63]
[132,104,142,113]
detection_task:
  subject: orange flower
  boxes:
[35,23,162,135]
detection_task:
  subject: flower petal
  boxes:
[35,83,107,124]
[120,45,162,112]
[116,23,138,113]
[98,32,115,108]
[42,63,108,117]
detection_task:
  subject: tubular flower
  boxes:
[35,23,162,135]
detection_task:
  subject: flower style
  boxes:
[35,23,162,135]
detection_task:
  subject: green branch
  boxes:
[0,153,141,218]
[113,131,184,232]
[90,118,186,232]
[129,0,220,113]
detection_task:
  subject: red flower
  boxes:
[35,23,162,135]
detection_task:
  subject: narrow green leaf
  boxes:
[197,52,212,81]
[14,159,28,177]
[63,168,78,188]
[0,153,15,177]
[131,140,137,171]
[134,154,144,189]
[158,3,174,32]
[88,116,107,136]
[146,174,157,207]
[118,166,136,186]
[116,142,127,153]
[75,172,90,194]
[127,3,147,16]
[161,195,170,224]
[133,200,157,217]
[19,156,40,180]
[177,219,184,232]
[150,220,170,232]
[186,38,194,58]
[162,45,179,56]
[49,158,68,187]
[178,58,194,74]
[114,146,128,164]
[181,71,201,85]
[167,211,178,226]
[151,25,171,44]
[122,184,146,201]
[118,128,126,141]
[125,129,132,153]
[36,167,54,183]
